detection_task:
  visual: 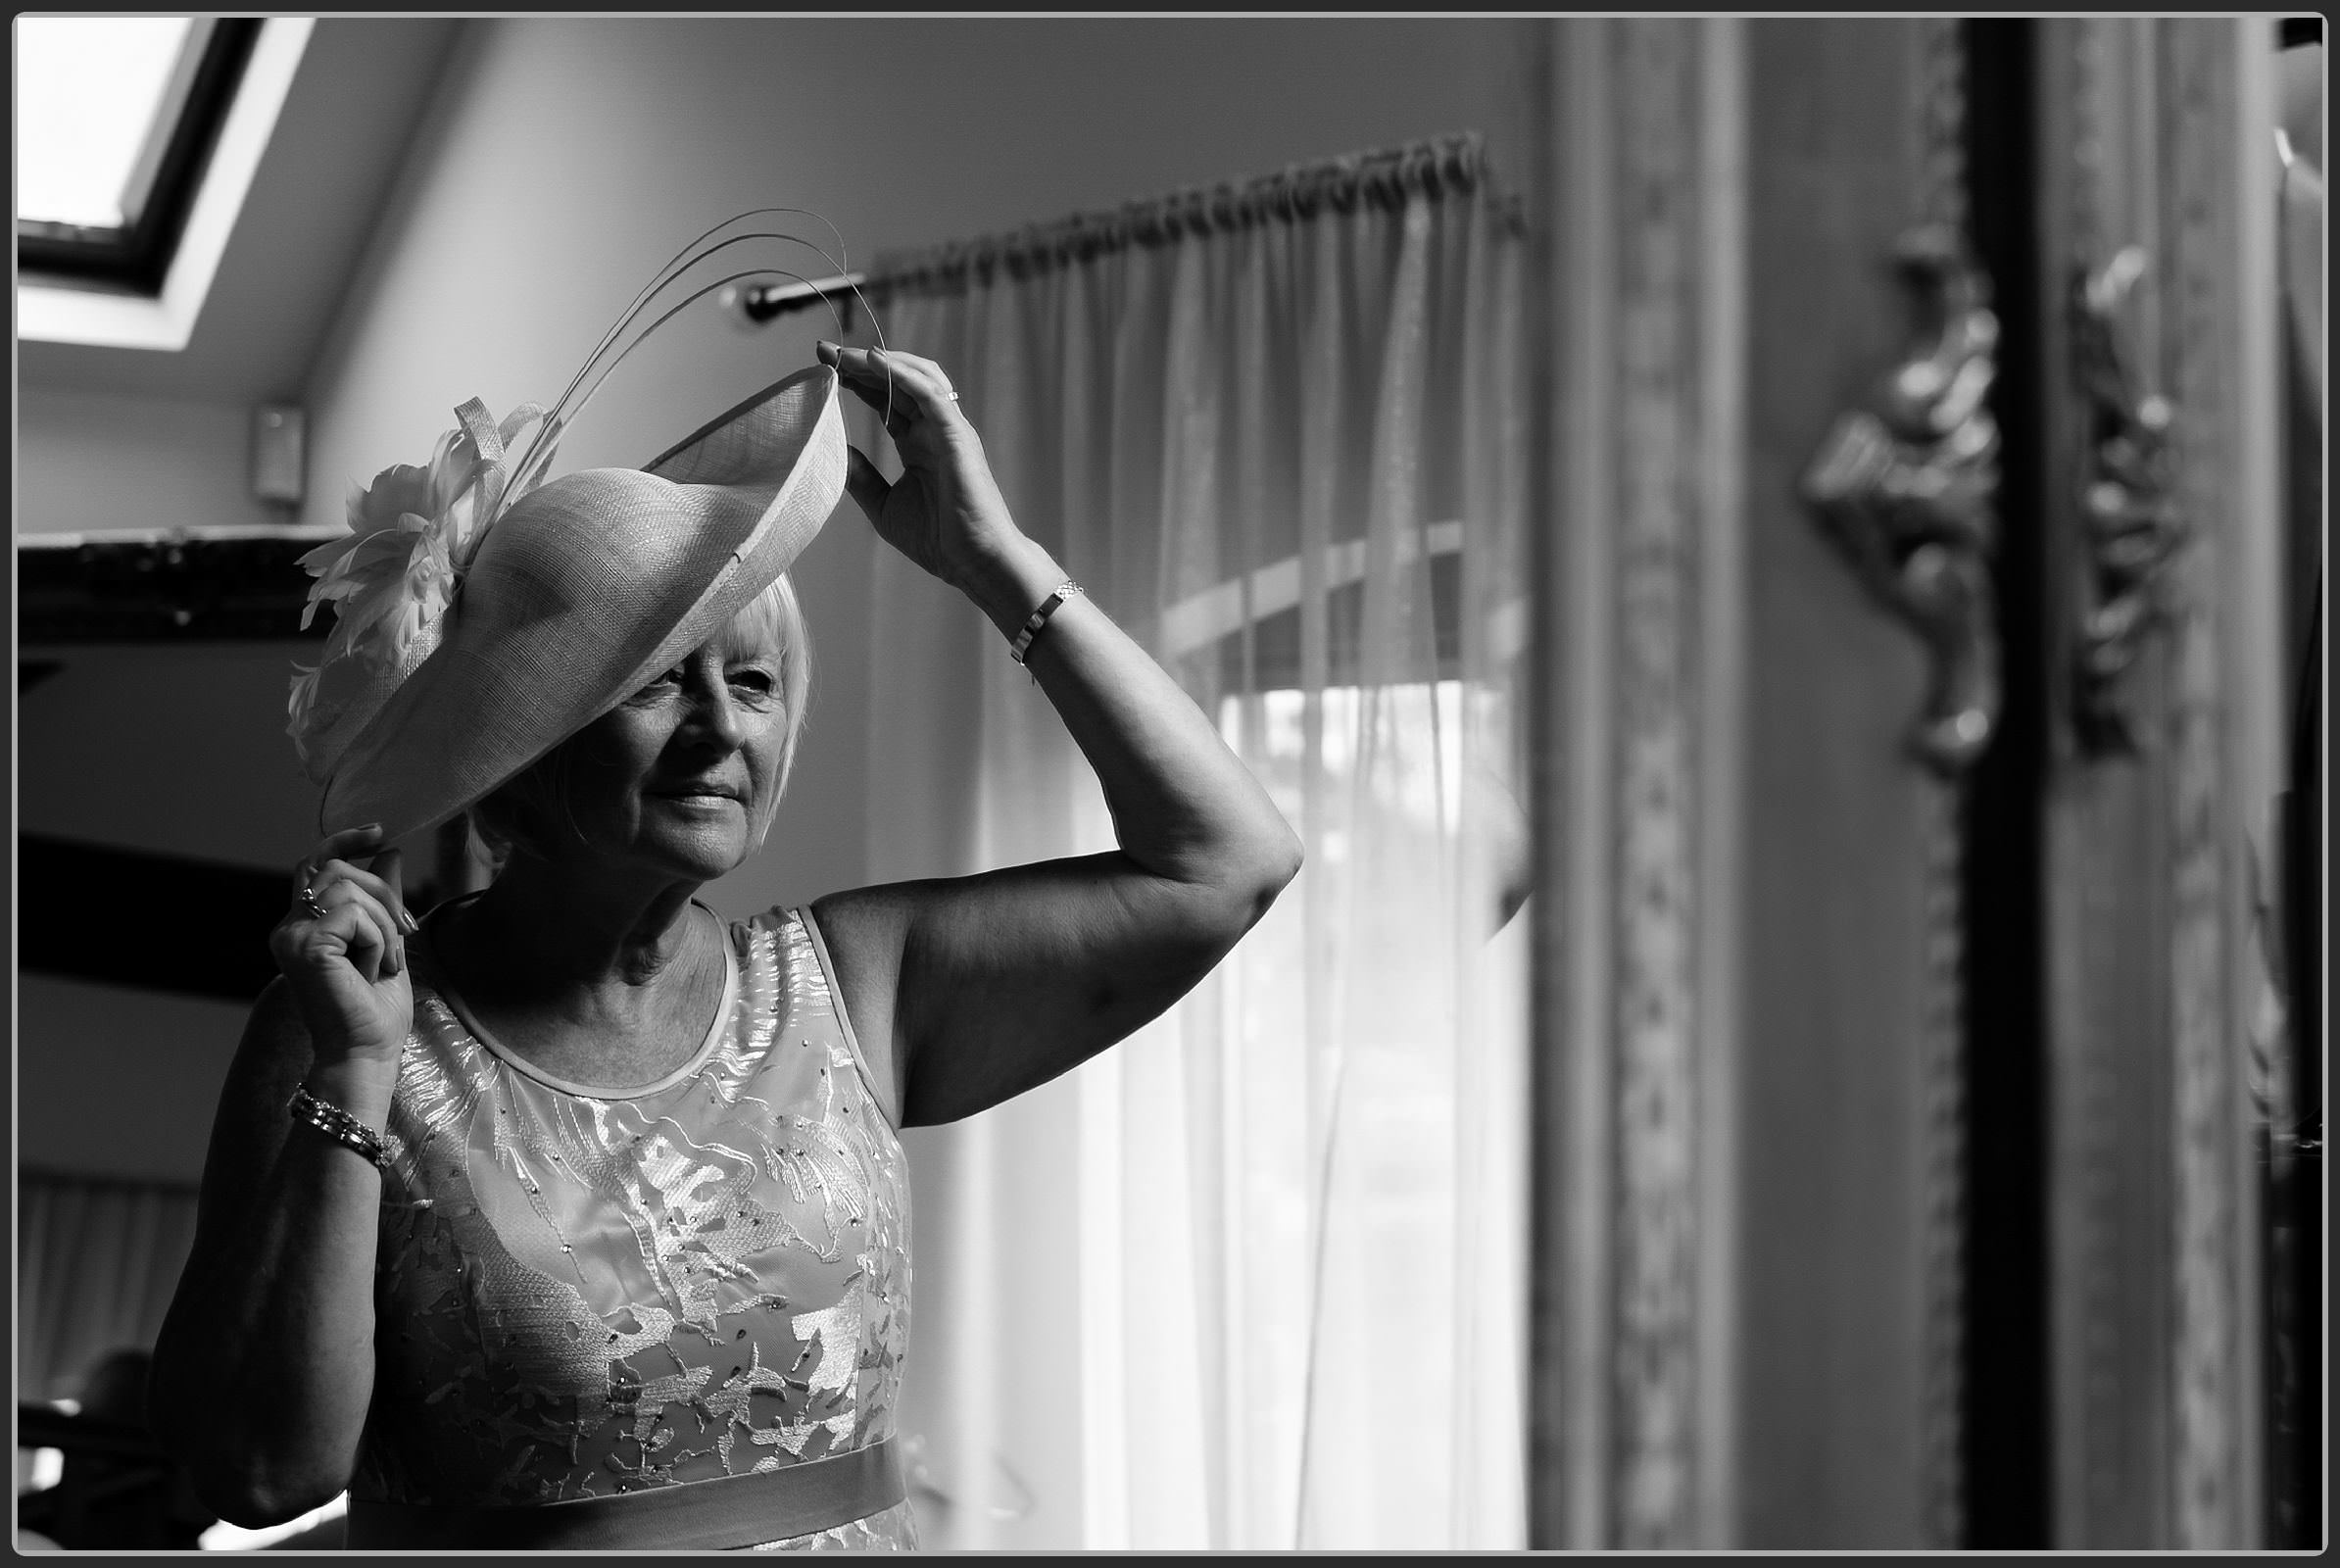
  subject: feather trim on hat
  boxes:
[288,399,546,769]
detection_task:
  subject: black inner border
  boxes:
[1958,17,2052,1549]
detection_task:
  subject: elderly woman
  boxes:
[149,309,1299,1549]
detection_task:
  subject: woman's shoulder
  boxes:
[736,903,808,937]
[735,904,831,995]
[721,900,901,1127]
[731,903,813,974]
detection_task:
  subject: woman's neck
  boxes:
[446,856,707,1001]
[423,857,730,1090]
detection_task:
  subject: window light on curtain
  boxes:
[854,133,1531,1550]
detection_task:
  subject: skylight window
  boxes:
[14,16,260,292]
[16,17,192,227]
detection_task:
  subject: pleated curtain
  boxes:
[859,135,1531,1549]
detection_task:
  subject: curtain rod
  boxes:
[738,130,1513,324]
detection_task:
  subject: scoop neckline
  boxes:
[417,891,742,1101]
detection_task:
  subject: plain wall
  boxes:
[16,388,284,538]
[16,977,250,1184]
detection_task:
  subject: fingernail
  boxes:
[401,908,421,934]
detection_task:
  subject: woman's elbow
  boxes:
[1263,823,1303,899]
[1148,817,1301,947]
[152,1362,350,1526]
[1233,821,1303,922]
[185,1453,348,1531]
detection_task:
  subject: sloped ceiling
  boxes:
[16,19,461,406]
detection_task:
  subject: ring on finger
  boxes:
[298,884,330,922]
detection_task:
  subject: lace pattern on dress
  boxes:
[353,909,914,1549]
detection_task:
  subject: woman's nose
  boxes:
[681,675,748,749]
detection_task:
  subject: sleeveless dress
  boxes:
[349,903,917,1551]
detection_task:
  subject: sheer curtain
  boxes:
[857,134,1530,1550]
[18,1170,201,1403]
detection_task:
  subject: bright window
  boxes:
[13,16,261,291]
[14,17,195,229]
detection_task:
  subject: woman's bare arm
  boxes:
[149,830,414,1524]
[151,988,393,1523]
[807,344,1300,1128]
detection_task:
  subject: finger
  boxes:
[342,903,392,983]
[371,847,409,928]
[310,823,387,871]
[866,349,962,417]
[821,343,958,423]
[336,888,403,979]
[288,863,330,925]
[271,894,404,983]
[297,826,384,901]
[823,346,902,420]
[843,445,893,525]
[312,881,404,979]
[281,896,388,984]
[318,852,419,934]
[867,347,953,390]
[818,340,886,392]
[326,869,419,937]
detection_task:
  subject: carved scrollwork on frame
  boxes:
[1802,224,2005,777]
[2068,245,2186,756]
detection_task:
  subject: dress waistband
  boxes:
[343,1439,904,1551]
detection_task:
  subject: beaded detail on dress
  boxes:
[353,906,915,1550]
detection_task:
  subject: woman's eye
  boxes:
[728,669,776,696]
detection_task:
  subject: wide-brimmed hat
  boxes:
[302,368,845,842]
[288,215,860,844]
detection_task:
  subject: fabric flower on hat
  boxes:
[289,398,549,766]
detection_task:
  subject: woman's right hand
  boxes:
[268,824,418,1066]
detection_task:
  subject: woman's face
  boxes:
[555,610,790,884]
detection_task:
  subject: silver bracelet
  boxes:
[288,1085,390,1172]
[1007,580,1083,665]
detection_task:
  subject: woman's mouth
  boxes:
[651,783,741,803]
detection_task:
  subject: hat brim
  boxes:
[317,364,847,844]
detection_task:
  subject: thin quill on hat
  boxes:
[563,206,862,395]
[551,261,845,468]
[521,212,844,446]
[500,214,893,507]
[500,255,864,503]
[508,212,888,492]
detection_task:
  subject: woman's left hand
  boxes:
[815,341,1021,593]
